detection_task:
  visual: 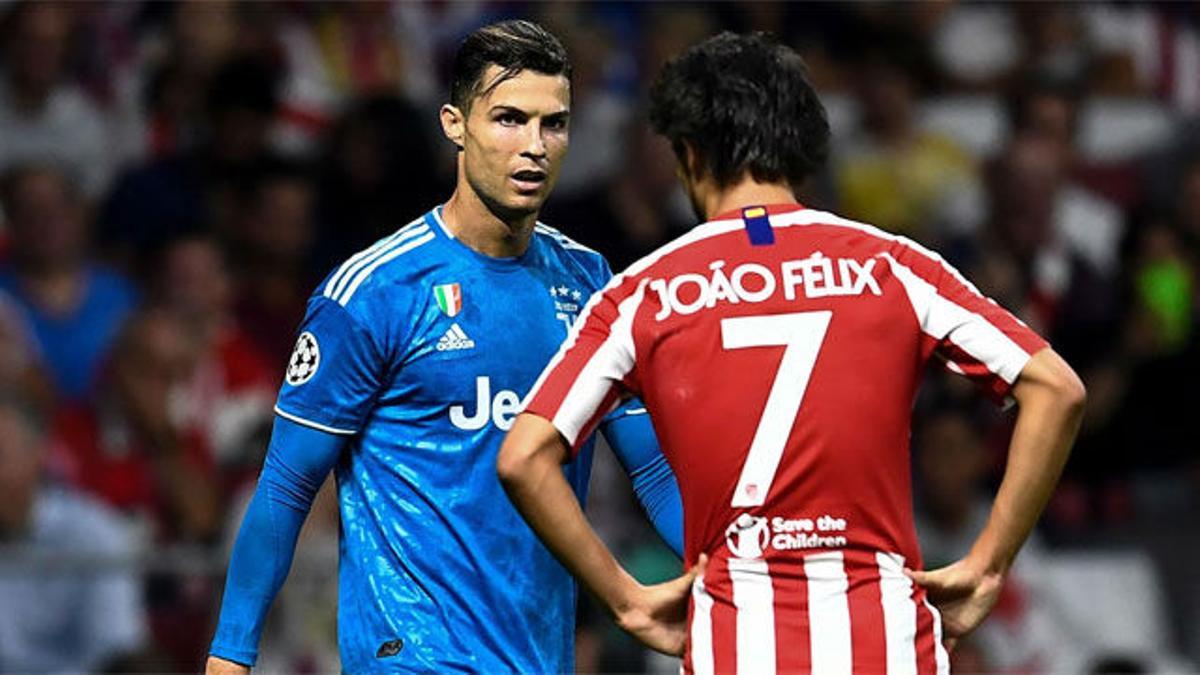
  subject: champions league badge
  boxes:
[286,331,321,385]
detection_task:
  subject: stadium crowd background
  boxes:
[0,1,1196,672]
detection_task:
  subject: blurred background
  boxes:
[0,0,1196,672]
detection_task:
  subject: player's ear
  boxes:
[440,103,466,151]
[681,141,703,180]
[672,140,703,187]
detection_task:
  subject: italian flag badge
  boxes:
[433,283,463,317]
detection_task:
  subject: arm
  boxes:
[206,417,345,673]
[498,413,703,655]
[908,347,1085,643]
[600,407,684,557]
[115,345,221,540]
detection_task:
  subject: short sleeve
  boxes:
[886,243,1048,402]
[523,276,647,455]
[274,297,385,434]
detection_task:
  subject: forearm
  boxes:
[153,446,220,540]
[210,477,308,665]
[633,468,684,557]
[602,411,684,557]
[499,415,641,618]
[210,418,341,666]
[970,349,1085,574]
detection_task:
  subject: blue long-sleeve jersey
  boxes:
[210,207,682,673]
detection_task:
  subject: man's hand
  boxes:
[905,558,1004,651]
[615,555,708,655]
[205,655,250,675]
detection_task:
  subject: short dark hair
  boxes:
[450,20,571,111]
[649,32,830,188]
[207,54,280,116]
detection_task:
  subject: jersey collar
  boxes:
[428,205,534,272]
[710,202,806,222]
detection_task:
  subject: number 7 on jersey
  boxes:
[721,311,832,507]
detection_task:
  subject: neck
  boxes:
[16,259,85,307]
[700,176,799,221]
[441,171,537,258]
[17,256,81,282]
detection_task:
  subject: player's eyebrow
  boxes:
[488,104,570,120]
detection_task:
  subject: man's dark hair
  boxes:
[207,54,281,117]
[649,32,830,188]
[450,20,571,111]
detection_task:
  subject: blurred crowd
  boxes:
[0,1,1196,673]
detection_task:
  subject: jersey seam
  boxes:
[274,404,358,435]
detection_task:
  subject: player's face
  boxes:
[452,66,570,220]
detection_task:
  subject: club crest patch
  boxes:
[286,331,320,385]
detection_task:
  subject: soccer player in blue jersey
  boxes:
[206,20,683,674]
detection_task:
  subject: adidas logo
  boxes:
[436,323,476,351]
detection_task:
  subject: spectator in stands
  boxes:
[1177,157,1200,257]
[138,0,240,160]
[51,308,226,671]
[984,133,1119,342]
[0,287,52,414]
[541,124,693,270]
[538,11,633,198]
[0,2,113,199]
[232,157,321,362]
[835,36,983,244]
[1013,4,1093,86]
[315,95,445,268]
[915,408,1082,672]
[930,2,1021,91]
[53,308,220,543]
[99,53,282,265]
[0,388,147,672]
[1078,217,1200,512]
[155,233,274,494]
[0,164,138,402]
[1006,76,1125,278]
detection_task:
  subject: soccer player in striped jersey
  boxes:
[499,32,1086,673]
[206,20,683,674]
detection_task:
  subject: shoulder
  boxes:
[315,213,440,313]
[614,207,960,283]
[36,487,133,553]
[1060,184,1121,223]
[49,85,104,125]
[784,208,983,294]
[533,222,602,257]
[771,207,953,264]
[533,221,612,283]
[87,266,139,305]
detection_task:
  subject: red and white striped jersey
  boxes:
[524,203,1047,673]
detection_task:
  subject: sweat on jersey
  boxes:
[525,203,1049,675]
[212,206,680,673]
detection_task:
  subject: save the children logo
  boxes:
[725,512,850,559]
[725,513,771,559]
